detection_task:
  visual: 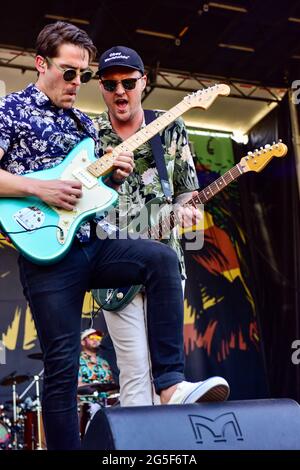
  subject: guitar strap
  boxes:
[144,110,173,203]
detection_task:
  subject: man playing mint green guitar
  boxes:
[0,24,229,450]
[94,46,229,407]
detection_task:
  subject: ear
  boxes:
[35,55,47,74]
[141,74,147,91]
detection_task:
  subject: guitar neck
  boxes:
[88,101,191,177]
[192,162,243,204]
[148,162,244,239]
[114,101,190,154]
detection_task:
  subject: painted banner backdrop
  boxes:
[184,130,268,399]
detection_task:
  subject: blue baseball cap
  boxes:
[98,46,144,76]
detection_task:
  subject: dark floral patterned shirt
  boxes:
[0,83,96,173]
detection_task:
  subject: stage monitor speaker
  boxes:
[82,399,300,450]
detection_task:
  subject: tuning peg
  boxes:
[260,146,263,150]
[272,141,275,145]
[265,144,270,148]
[279,138,282,142]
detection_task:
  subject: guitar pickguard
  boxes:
[52,150,114,244]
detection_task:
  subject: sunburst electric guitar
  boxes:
[92,141,288,311]
[0,84,230,264]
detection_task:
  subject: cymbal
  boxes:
[0,374,30,386]
[5,398,23,405]
[27,352,43,360]
[77,382,119,396]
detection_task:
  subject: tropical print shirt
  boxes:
[94,111,199,277]
[78,351,114,403]
[0,83,97,242]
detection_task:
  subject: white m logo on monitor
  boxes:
[189,412,243,444]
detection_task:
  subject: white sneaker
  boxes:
[167,377,230,405]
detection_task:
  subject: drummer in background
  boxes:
[78,328,114,387]
[78,328,116,437]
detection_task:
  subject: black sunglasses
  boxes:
[46,57,94,84]
[100,77,143,92]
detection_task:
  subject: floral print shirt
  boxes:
[78,351,114,403]
[94,111,199,277]
[78,351,113,384]
[0,83,96,173]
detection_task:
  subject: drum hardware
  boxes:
[0,419,11,449]
[0,368,45,450]
[33,376,42,450]
[77,382,120,439]
[25,350,44,448]
[0,373,30,386]
[77,381,119,396]
[0,405,12,450]
[0,372,31,449]
[19,368,44,450]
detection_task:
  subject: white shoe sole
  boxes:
[182,378,230,404]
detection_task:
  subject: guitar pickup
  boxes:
[72,167,98,189]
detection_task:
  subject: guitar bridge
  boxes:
[13,206,45,232]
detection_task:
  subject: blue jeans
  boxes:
[18,234,184,450]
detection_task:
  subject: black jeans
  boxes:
[19,235,184,450]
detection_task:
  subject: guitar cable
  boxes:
[0,224,64,238]
[88,292,115,330]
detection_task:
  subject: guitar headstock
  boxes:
[240,141,288,173]
[183,84,230,110]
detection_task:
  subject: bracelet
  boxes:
[109,173,126,186]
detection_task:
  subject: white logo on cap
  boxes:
[104,52,130,63]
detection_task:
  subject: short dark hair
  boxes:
[35,21,97,62]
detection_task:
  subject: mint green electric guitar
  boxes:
[0,138,119,264]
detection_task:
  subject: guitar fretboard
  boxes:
[148,163,243,239]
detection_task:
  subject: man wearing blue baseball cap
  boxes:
[93,46,230,407]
